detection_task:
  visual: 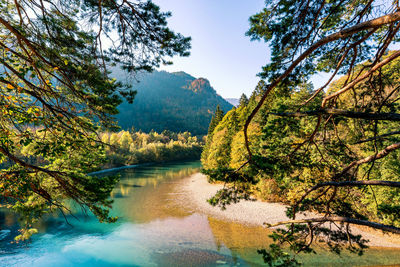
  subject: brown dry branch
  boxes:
[265,216,400,234]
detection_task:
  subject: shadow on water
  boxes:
[119,183,143,188]
[1,160,400,266]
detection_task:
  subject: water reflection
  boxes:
[110,163,200,197]
[207,216,400,266]
[108,162,200,223]
[1,161,400,266]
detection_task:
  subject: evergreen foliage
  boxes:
[116,71,233,135]
[239,93,249,107]
[0,0,190,240]
[202,105,226,169]
[203,0,400,256]
[202,71,400,260]
[207,105,225,135]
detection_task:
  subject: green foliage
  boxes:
[1,128,119,240]
[202,57,400,260]
[258,245,300,267]
[201,81,266,171]
[239,93,249,108]
[203,0,400,264]
[208,105,225,135]
[0,0,190,240]
[101,130,203,168]
[246,0,383,83]
[201,105,226,168]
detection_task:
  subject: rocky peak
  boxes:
[184,78,215,94]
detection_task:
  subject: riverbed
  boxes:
[1,161,400,266]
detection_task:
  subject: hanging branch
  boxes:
[265,216,400,234]
[242,11,400,161]
[269,109,400,121]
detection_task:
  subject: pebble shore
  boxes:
[177,173,400,248]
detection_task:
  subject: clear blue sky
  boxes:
[153,0,268,99]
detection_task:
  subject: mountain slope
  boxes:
[115,70,233,135]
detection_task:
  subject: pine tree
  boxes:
[0,0,191,240]
[229,109,240,133]
[249,80,266,105]
[216,106,224,120]
[202,105,226,166]
[207,105,225,135]
[239,93,249,107]
[204,0,400,260]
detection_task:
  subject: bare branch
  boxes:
[309,180,400,189]
[243,11,400,160]
[270,109,400,121]
[322,50,400,106]
[354,130,400,144]
[265,216,400,234]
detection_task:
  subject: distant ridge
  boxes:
[225,98,239,107]
[115,70,233,135]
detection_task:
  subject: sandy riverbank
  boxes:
[176,172,400,248]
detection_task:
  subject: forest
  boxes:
[1,0,400,266]
[115,70,233,135]
[204,54,400,238]
[0,128,203,170]
[200,2,400,264]
[100,130,203,168]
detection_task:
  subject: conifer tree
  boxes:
[202,105,226,166]
[202,0,400,263]
[0,0,190,240]
[249,80,266,104]
[207,105,225,135]
[239,93,249,107]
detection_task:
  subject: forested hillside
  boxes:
[115,70,233,135]
[202,54,400,257]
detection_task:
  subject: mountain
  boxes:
[225,98,239,107]
[115,70,233,135]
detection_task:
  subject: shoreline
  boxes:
[88,163,153,176]
[177,172,400,248]
[88,159,200,176]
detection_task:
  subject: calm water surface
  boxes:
[1,161,400,266]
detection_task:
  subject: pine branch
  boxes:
[269,109,400,121]
[243,11,400,160]
[265,216,400,234]
[354,130,400,144]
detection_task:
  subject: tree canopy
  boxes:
[238,93,249,108]
[0,0,190,240]
[202,0,400,264]
[100,129,202,169]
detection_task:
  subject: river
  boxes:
[1,161,400,266]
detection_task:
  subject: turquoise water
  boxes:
[0,162,252,266]
[1,161,400,266]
